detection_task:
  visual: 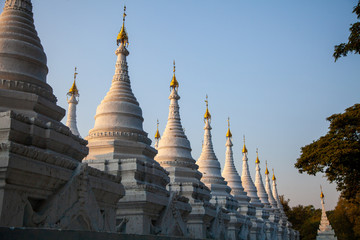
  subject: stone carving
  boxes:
[152,192,191,237]
[23,163,110,231]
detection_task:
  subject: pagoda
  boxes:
[316,188,337,240]
[0,0,124,231]
[254,152,277,239]
[84,7,171,235]
[196,97,237,239]
[272,170,290,240]
[221,119,252,239]
[155,62,216,238]
[66,67,81,137]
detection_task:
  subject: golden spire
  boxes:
[117,5,129,46]
[155,119,161,139]
[170,60,179,89]
[204,95,211,121]
[226,117,232,138]
[242,135,248,153]
[265,160,269,175]
[68,67,79,96]
[272,168,276,181]
[320,185,324,199]
[255,148,260,164]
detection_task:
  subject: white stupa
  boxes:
[222,119,250,209]
[221,119,252,239]
[254,153,279,239]
[154,62,215,239]
[84,7,170,235]
[241,138,266,239]
[316,188,337,240]
[66,67,81,137]
[197,97,235,205]
[196,96,235,239]
[272,170,289,240]
[265,163,278,210]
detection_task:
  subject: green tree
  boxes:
[295,104,360,201]
[328,196,360,240]
[333,1,360,61]
[280,195,321,240]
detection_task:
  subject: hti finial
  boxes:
[123,5,127,23]
[170,60,179,90]
[255,148,260,164]
[242,135,248,153]
[226,117,232,138]
[155,119,161,139]
[265,160,269,174]
[204,95,211,121]
[68,67,79,96]
[272,168,276,181]
[320,185,324,199]
[117,5,129,46]
[74,67,78,81]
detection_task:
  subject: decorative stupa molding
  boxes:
[0,79,57,103]
[4,0,32,14]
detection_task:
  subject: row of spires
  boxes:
[153,63,279,181]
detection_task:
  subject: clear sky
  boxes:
[3,0,359,210]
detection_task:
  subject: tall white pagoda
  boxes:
[221,119,252,239]
[241,138,266,239]
[154,62,215,239]
[272,170,290,240]
[0,0,124,231]
[255,151,280,239]
[84,7,171,235]
[196,97,237,239]
[66,67,81,137]
[316,188,337,240]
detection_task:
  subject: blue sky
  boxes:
[3,0,359,210]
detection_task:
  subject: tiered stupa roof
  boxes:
[84,8,170,235]
[0,0,64,122]
[155,62,211,201]
[197,97,232,197]
[254,150,271,208]
[264,162,278,210]
[241,137,263,208]
[85,8,158,162]
[222,118,250,206]
[197,97,238,213]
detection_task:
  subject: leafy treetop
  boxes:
[295,104,360,201]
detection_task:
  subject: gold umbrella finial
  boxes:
[155,119,161,139]
[242,135,248,153]
[226,117,232,138]
[204,95,211,121]
[68,67,79,96]
[255,148,260,164]
[117,5,129,46]
[170,60,179,90]
[265,160,269,175]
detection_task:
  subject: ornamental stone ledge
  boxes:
[0,79,57,103]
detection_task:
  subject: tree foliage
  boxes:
[295,104,360,201]
[281,195,360,240]
[334,1,360,61]
[280,195,321,240]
